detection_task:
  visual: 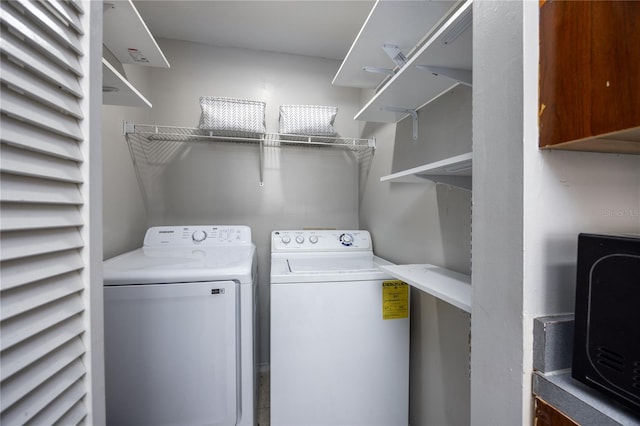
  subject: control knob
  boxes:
[281,235,291,244]
[339,233,354,246]
[192,230,207,242]
[309,235,319,244]
[295,235,305,244]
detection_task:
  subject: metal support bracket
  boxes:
[415,65,472,87]
[382,44,407,68]
[363,66,394,75]
[384,107,418,141]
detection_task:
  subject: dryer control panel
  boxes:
[272,230,372,252]
[144,225,252,247]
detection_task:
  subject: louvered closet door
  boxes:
[1,0,97,424]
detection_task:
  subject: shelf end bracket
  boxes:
[383,107,418,141]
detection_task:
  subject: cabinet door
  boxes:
[534,397,578,426]
[539,1,640,153]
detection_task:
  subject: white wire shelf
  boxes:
[122,122,376,206]
[123,122,375,151]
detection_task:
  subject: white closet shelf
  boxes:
[355,0,472,123]
[103,59,152,107]
[332,0,459,89]
[103,0,169,68]
[380,264,471,313]
[380,152,471,190]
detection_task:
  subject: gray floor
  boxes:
[257,370,270,426]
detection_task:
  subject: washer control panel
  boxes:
[272,230,372,252]
[144,225,252,247]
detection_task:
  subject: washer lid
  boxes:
[104,245,255,285]
[271,253,393,283]
[287,256,380,274]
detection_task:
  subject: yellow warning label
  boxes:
[382,280,409,320]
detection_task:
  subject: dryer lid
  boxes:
[103,245,255,285]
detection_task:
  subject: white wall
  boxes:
[359,87,472,426]
[101,39,365,366]
[472,2,640,424]
[102,65,151,259]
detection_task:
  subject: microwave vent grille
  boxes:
[596,347,625,373]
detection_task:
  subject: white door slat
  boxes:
[1,269,84,317]
[0,203,83,232]
[0,320,84,381]
[0,250,83,292]
[65,0,84,15]
[0,0,90,421]
[1,58,83,119]
[0,115,83,161]
[0,89,83,140]
[9,0,82,55]
[1,27,83,98]
[0,294,84,351]
[0,359,86,425]
[38,0,83,34]
[31,379,87,426]
[1,173,84,205]
[0,228,83,262]
[52,398,87,426]
[32,377,87,426]
[1,339,85,411]
[0,3,82,76]
[1,143,83,183]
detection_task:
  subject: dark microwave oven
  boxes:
[572,233,640,414]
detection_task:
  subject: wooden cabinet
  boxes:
[534,398,578,426]
[539,0,640,154]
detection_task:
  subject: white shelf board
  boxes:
[380,264,471,313]
[355,0,472,123]
[103,0,169,68]
[333,0,458,89]
[102,58,152,108]
[380,152,472,189]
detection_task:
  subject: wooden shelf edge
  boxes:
[380,264,471,313]
[540,127,640,155]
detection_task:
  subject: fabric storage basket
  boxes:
[279,105,338,136]
[199,96,266,138]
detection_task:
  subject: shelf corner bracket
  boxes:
[123,120,135,135]
[415,65,472,87]
[382,44,407,68]
[384,107,418,141]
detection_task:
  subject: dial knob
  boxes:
[192,230,207,242]
[339,233,354,246]
[309,235,319,244]
[281,235,291,244]
[295,235,305,244]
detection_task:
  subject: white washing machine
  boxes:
[103,225,257,426]
[270,230,410,426]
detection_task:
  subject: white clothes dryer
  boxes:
[103,225,257,426]
[270,230,410,426]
